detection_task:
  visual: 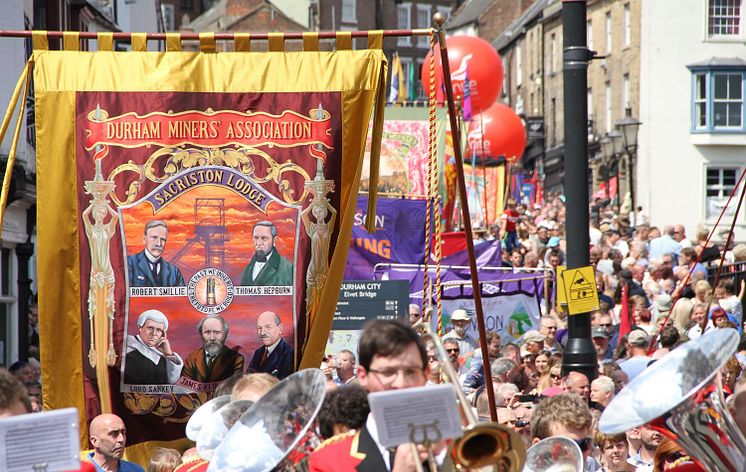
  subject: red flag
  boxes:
[618,283,631,338]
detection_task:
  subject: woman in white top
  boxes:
[686,302,713,339]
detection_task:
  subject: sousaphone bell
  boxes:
[599,328,746,472]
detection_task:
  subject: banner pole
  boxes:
[0,29,432,42]
[433,12,498,423]
[0,60,31,230]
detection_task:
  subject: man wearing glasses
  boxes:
[538,317,561,354]
[530,393,601,471]
[442,338,465,383]
[309,320,439,471]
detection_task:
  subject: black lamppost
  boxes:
[561,0,597,382]
[615,112,642,225]
[599,135,613,201]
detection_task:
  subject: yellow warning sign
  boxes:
[555,266,567,307]
[561,265,600,315]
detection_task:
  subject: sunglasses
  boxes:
[446,348,460,353]
[550,374,563,380]
[573,437,593,451]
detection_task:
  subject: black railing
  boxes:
[707,261,746,298]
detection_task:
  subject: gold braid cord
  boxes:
[427,31,444,336]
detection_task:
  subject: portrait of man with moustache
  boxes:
[247,311,294,379]
[127,220,185,287]
[182,315,244,384]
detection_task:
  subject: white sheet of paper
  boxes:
[368,384,462,448]
[0,407,80,472]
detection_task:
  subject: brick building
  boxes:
[541,0,640,194]
[492,0,550,176]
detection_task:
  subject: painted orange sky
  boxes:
[121,185,299,281]
[120,182,300,367]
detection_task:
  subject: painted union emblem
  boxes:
[187,268,234,314]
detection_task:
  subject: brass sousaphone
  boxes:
[599,328,746,471]
[522,436,583,472]
[208,368,327,472]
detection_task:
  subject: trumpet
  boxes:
[419,323,526,471]
[599,328,746,472]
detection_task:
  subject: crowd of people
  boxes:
[2,192,746,472]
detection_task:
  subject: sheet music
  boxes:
[368,384,462,448]
[0,408,80,472]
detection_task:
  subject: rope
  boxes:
[430,32,444,337]
[422,32,435,321]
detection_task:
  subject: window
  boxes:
[549,33,557,74]
[550,97,556,146]
[0,248,16,366]
[401,57,414,101]
[714,73,743,126]
[624,4,631,46]
[605,82,612,132]
[690,68,745,131]
[587,88,593,122]
[706,167,742,219]
[417,5,430,47]
[342,0,356,24]
[694,73,708,128]
[397,3,412,46]
[623,74,630,111]
[708,0,742,36]
[516,44,522,86]
[502,56,508,96]
[606,11,612,53]
[587,20,593,50]
[161,4,175,31]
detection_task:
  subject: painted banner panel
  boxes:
[33,45,386,456]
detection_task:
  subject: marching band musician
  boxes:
[308,319,449,472]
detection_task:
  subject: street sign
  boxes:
[555,266,567,307]
[561,266,599,315]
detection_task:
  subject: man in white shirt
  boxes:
[442,309,478,356]
[619,330,651,381]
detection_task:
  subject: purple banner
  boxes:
[375,263,544,302]
[344,196,428,280]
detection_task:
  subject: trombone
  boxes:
[417,322,526,472]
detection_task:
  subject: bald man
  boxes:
[247,311,294,379]
[87,413,144,472]
[564,371,590,401]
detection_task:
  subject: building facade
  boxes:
[540,0,640,195]
[0,0,158,367]
[638,0,746,236]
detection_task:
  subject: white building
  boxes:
[639,0,746,239]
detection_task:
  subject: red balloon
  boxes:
[421,35,503,114]
[466,103,526,162]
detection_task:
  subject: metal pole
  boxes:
[0,28,432,41]
[433,12,498,422]
[627,153,635,225]
[561,0,597,381]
